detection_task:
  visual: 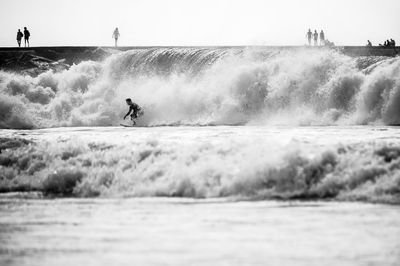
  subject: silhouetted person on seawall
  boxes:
[319,30,325,46]
[16,29,23,47]
[367,40,372,47]
[23,27,30,47]
[382,39,395,47]
[124,98,143,125]
[306,29,312,46]
[112,27,120,47]
[313,30,318,46]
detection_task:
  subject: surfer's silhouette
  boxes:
[23,27,30,47]
[16,29,23,47]
[124,98,142,125]
[112,27,120,47]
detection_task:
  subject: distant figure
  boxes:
[319,30,325,46]
[367,40,372,47]
[112,27,120,47]
[313,30,318,46]
[390,39,396,47]
[23,27,30,47]
[123,98,143,125]
[16,29,23,47]
[306,29,312,46]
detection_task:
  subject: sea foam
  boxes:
[0,48,399,128]
[0,131,399,204]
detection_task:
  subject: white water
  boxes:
[1,126,400,204]
[1,48,399,202]
[1,48,400,265]
[1,48,400,129]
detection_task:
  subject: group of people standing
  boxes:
[381,39,396,47]
[306,29,325,46]
[15,26,120,48]
[16,27,31,47]
[367,39,397,47]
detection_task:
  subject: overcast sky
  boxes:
[0,0,399,47]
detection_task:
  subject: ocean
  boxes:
[1,47,400,265]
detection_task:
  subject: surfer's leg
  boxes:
[130,114,136,125]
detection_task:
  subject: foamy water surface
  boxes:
[1,124,400,265]
[1,126,400,203]
[1,46,400,265]
[1,197,400,266]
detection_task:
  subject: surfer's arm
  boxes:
[123,107,133,119]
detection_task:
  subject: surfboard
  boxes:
[120,109,143,127]
[120,123,135,127]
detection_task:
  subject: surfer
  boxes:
[123,98,142,125]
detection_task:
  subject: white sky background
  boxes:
[0,0,399,47]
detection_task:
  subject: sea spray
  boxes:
[0,47,399,128]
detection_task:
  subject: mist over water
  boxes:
[0,47,399,129]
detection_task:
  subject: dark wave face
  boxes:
[0,47,399,129]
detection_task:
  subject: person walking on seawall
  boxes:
[319,30,325,46]
[367,40,372,47]
[23,27,30,47]
[112,27,120,47]
[16,29,23,47]
[313,30,318,46]
[306,29,312,46]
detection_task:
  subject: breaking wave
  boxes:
[0,47,400,129]
[0,135,399,204]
